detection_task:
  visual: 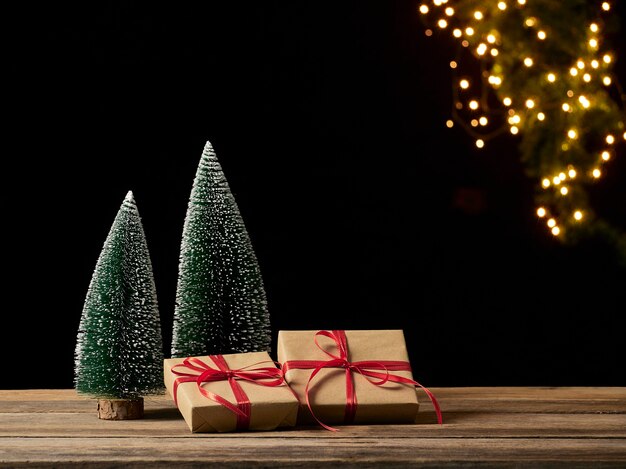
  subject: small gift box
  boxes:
[164,351,299,432]
[277,330,441,428]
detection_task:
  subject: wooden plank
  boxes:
[0,411,624,438]
[1,388,624,414]
[0,437,625,467]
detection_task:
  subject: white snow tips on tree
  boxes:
[171,141,271,358]
[75,191,164,399]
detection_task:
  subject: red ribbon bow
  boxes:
[282,330,443,431]
[171,355,285,430]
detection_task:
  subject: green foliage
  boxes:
[171,141,271,358]
[422,0,626,262]
[75,192,164,399]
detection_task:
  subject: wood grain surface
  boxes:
[1,388,624,467]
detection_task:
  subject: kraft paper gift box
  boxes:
[277,330,422,426]
[164,351,299,432]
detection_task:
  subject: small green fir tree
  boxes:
[75,191,163,416]
[171,141,271,357]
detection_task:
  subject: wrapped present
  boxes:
[164,351,299,432]
[278,330,442,429]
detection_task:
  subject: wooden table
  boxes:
[1,387,624,467]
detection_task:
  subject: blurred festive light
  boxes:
[419,1,625,243]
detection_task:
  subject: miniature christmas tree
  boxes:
[171,141,271,358]
[75,191,164,420]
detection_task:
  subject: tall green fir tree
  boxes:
[171,141,271,358]
[75,191,164,417]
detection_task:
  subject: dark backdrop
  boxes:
[3,1,625,388]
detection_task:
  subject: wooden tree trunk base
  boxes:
[97,398,144,420]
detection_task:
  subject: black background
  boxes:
[3,1,625,388]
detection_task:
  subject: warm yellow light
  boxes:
[551,226,561,236]
[570,67,578,76]
[479,116,488,126]
[438,19,448,28]
[547,73,556,82]
[537,112,545,121]
[453,29,462,38]
[623,131,626,140]
[487,34,496,44]
[602,2,610,11]
[510,115,521,124]
[524,57,533,67]
[474,11,483,20]
[592,168,601,178]
[465,27,475,36]
[537,30,546,40]
[542,178,550,188]
[590,23,599,32]
[537,207,546,217]
[525,17,535,27]
[526,99,535,109]
[450,61,457,69]
[583,73,591,82]
[604,135,615,145]
[568,169,577,178]
[578,96,590,108]
[559,172,566,181]
[445,7,454,16]
[510,126,519,135]
[560,186,569,195]
[476,139,485,148]
[567,90,574,98]
[469,100,479,110]
[577,60,585,69]
[477,43,487,55]
[419,4,429,14]
[589,38,598,48]
[518,0,526,4]
[498,2,507,10]
[446,120,454,128]
[491,48,499,56]
[433,0,442,5]
[601,151,610,161]
[562,103,570,112]
[603,54,612,64]
[567,129,577,139]
[591,60,600,68]
[471,119,478,127]
[574,211,583,221]
[603,76,612,86]
[488,75,502,86]
[547,218,556,228]
[503,97,512,106]
[553,176,561,185]
[460,79,470,89]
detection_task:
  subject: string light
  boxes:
[419,1,624,241]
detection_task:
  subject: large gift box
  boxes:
[164,351,299,432]
[278,330,432,427]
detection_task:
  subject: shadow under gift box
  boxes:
[277,330,420,425]
[164,351,299,432]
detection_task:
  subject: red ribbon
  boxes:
[282,330,443,431]
[171,355,285,430]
